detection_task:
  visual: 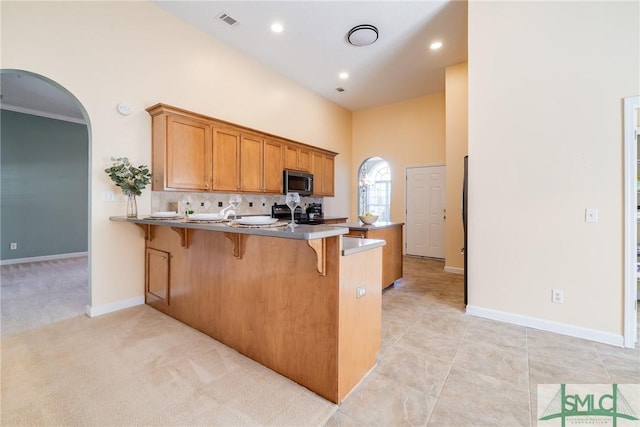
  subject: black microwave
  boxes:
[283,170,313,196]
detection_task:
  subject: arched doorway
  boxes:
[0,69,91,334]
[358,157,391,221]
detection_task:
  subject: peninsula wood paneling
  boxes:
[338,246,382,398]
[143,226,381,403]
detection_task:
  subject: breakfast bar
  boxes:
[111,217,384,403]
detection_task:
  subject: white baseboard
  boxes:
[466,305,624,347]
[86,296,144,317]
[1,251,88,265]
[444,266,464,275]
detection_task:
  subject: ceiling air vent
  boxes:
[217,13,238,27]
[336,87,345,92]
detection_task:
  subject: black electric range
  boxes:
[271,203,325,225]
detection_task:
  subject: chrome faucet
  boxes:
[219,205,236,219]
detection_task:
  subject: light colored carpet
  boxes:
[1,305,338,426]
[1,256,88,336]
[1,257,337,425]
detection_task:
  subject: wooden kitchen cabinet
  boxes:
[311,151,335,196]
[285,144,310,171]
[345,223,403,289]
[147,103,337,195]
[239,133,263,192]
[151,113,212,191]
[146,248,170,306]
[230,132,288,194]
[322,155,335,196]
[263,139,284,193]
[310,151,324,195]
[212,127,240,191]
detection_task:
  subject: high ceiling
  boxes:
[153,0,468,111]
[0,1,467,118]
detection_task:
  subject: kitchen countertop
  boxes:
[342,236,385,256]
[330,221,404,231]
[110,216,348,241]
[319,216,349,221]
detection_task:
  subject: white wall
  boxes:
[468,1,639,341]
[1,1,352,311]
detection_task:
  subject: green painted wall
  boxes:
[1,110,88,260]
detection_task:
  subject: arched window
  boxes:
[358,157,391,221]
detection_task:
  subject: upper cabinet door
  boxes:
[263,139,284,193]
[284,145,298,170]
[310,151,324,195]
[239,133,263,192]
[298,148,310,172]
[323,156,335,196]
[166,115,212,191]
[284,144,310,172]
[310,151,335,196]
[212,128,240,191]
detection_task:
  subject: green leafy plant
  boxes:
[104,157,152,196]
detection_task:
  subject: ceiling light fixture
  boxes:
[339,72,349,80]
[347,24,378,47]
[271,22,284,33]
[430,41,443,50]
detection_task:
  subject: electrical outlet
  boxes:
[585,208,599,223]
[552,289,564,304]
[10,242,17,250]
[218,201,223,208]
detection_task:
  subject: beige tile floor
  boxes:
[2,256,638,426]
[326,257,640,427]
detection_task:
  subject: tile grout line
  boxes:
[424,319,470,426]
[591,341,614,383]
[526,327,533,427]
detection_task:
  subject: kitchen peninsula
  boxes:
[112,217,385,403]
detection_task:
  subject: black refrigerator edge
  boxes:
[463,155,468,305]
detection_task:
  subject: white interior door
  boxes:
[406,165,445,258]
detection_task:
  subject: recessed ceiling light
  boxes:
[271,22,284,33]
[339,72,349,80]
[347,24,378,47]
[430,41,443,50]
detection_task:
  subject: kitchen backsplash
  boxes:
[152,191,322,216]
